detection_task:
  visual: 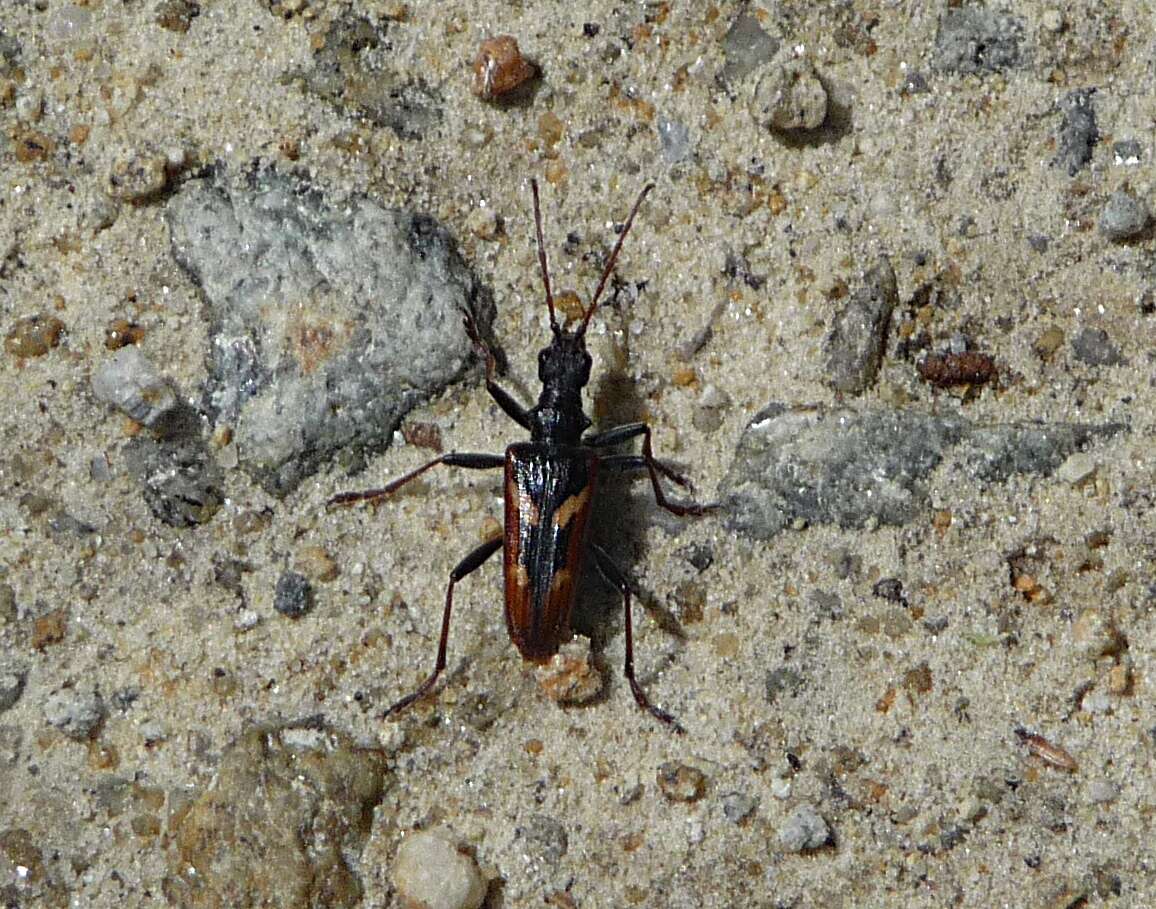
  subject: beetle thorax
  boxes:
[530,331,592,443]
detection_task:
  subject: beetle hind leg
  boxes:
[589,542,684,734]
[383,535,502,719]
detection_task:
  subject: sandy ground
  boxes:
[1,0,1154,906]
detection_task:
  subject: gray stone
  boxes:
[274,571,313,619]
[721,791,759,824]
[778,803,829,852]
[298,16,441,139]
[1099,189,1150,241]
[823,256,898,394]
[765,667,803,704]
[1054,90,1098,176]
[91,346,182,433]
[518,814,568,864]
[751,58,827,132]
[43,686,104,740]
[123,437,223,527]
[1112,140,1143,165]
[1071,328,1124,366]
[933,8,1025,74]
[657,117,692,164]
[166,168,492,497]
[0,667,25,712]
[722,406,1123,539]
[720,13,779,85]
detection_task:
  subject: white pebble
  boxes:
[392,829,486,909]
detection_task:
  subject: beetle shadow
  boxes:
[573,360,687,662]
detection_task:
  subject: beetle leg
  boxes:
[327,452,504,508]
[599,454,693,489]
[462,311,533,430]
[589,542,684,734]
[384,535,503,719]
[586,423,715,516]
[486,381,533,430]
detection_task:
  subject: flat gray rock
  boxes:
[722,405,1123,539]
[166,168,492,496]
[822,255,897,395]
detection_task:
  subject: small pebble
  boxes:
[1087,780,1119,804]
[1071,327,1123,366]
[0,668,26,712]
[0,584,16,626]
[1055,451,1096,486]
[274,571,314,619]
[1073,608,1123,659]
[139,719,169,745]
[14,88,43,123]
[1099,189,1150,241]
[43,686,105,740]
[155,0,200,33]
[778,803,829,852]
[1112,140,1142,165]
[750,58,827,131]
[721,791,758,824]
[900,70,929,95]
[535,636,602,705]
[1082,690,1111,715]
[657,117,692,164]
[294,545,339,582]
[104,318,146,350]
[392,829,486,909]
[5,314,65,357]
[720,12,780,84]
[1106,663,1131,695]
[656,762,707,803]
[518,814,568,864]
[465,205,500,241]
[91,346,180,430]
[692,384,731,433]
[472,35,535,101]
[1033,326,1064,360]
[107,151,169,203]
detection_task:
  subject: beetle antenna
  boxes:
[580,182,654,335]
[531,179,559,336]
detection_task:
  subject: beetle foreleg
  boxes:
[384,535,503,719]
[326,452,504,508]
[589,542,684,733]
[462,311,533,430]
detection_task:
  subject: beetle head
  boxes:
[537,328,592,392]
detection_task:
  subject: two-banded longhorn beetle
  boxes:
[328,180,713,731]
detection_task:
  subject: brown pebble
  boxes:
[917,351,996,388]
[13,129,55,163]
[5,314,65,357]
[535,637,603,705]
[402,420,443,452]
[553,290,584,325]
[32,608,68,650]
[104,318,146,350]
[656,762,706,802]
[295,545,340,582]
[1106,663,1131,695]
[473,35,536,101]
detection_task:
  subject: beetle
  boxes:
[328,180,712,731]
